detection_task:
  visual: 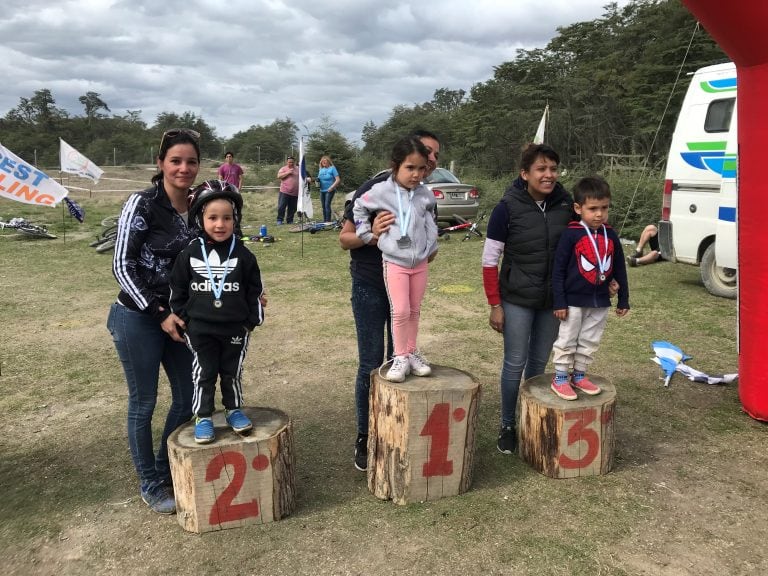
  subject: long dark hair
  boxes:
[151,130,201,184]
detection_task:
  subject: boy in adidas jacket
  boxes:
[170,180,265,444]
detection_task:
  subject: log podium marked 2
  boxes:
[518,374,616,478]
[168,406,295,533]
[368,365,480,504]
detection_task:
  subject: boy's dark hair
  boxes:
[572,175,611,205]
[520,144,559,171]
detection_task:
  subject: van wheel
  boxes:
[700,243,737,299]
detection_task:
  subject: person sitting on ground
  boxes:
[628,224,664,267]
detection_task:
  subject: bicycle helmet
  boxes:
[188,179,243,229]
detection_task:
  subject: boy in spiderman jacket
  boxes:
[550,175,629,401]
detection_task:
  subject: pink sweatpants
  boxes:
[383,259,429,357]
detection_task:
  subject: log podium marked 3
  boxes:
[368,365,480,504]
[168,406,295,533]
[518,374,616,478]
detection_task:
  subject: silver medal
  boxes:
[214,299,223,309]
[599,274,606,282]
[397,235,412,249]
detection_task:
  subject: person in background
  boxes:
[340,129,440,472]
[217,151,244,190]
[276,156,299,225]
[482,144,574,456]
[628,224,664,266]
[551,175,630,400]
[314,155,341,222]
[107,128,200,515]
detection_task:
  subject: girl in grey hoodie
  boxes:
[353,135,439,382]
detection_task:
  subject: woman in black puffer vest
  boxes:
[481,144,573,455]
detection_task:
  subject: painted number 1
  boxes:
[419,402,467,477]
[205,451,270,525]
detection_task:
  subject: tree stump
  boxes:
[518,374,616,478]
[168,406,295,533]
[368,365,480,504]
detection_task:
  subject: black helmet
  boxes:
[188,179,243,229]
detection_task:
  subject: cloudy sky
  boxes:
[0,0,632,142]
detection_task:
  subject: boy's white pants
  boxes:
[552,306,609,373]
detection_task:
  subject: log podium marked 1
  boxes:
[168,406,295,533]
[368,365,480,504]
[518,374,616,478]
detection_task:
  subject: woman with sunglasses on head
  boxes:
[107,128,200,515]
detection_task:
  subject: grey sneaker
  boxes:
[385,355,410,382]
[408,350,432,377]
[141,482,176,515]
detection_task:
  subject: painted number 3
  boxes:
[558,408,599,469]
[205,451,270,525]
[419,402,467,477]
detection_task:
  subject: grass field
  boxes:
[0,165,765,575]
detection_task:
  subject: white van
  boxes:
[657,62,737,299]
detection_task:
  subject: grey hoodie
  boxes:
[353,176,438,268]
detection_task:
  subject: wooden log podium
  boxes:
[167,406,295,533]
[518,374,616,478]
[368,365,480,505]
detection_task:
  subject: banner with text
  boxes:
[0,143,69,207]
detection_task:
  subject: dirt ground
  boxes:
[1,166,766,576]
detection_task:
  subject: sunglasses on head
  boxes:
[159,128,201,151]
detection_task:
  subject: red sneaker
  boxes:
[551,378,577,401]
[572,377,601,395]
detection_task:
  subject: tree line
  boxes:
[0,0,724,198]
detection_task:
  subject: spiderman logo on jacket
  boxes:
[575,233,613,285]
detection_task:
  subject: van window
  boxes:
[704,98,735,133]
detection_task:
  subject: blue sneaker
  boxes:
[194,417,215,444]
[226,409,253,433]
[140,483,176,515]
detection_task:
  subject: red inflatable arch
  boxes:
[682,0,768,420]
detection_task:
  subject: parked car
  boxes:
[344,167,479,224]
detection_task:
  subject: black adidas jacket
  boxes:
[169,235,264,334]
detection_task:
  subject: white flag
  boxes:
[533,105,549,144]
[60,138,103,182]
[0,142,69,207]
[296,137,314,219]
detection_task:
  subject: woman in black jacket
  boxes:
[107,129,200,515]
[481,144,573,455]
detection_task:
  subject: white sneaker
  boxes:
[385,355,410,382]
[409,350,432,376]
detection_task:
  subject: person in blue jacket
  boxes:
[550,175,630,400]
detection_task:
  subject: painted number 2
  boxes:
[558,408,599,469]
[419,402,467,477]
[205,451,270,525]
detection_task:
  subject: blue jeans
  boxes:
[500,301,559,428]
[320,190,336,222]
[351,278,392,435]
[107,303,194,486]
[277,192,298,224]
